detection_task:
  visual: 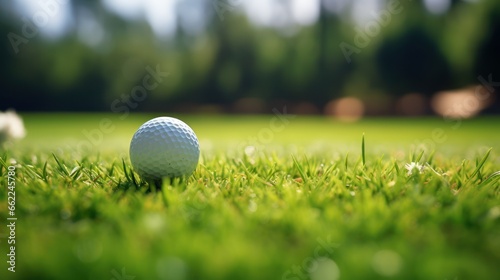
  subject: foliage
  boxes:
[1,0,499,112]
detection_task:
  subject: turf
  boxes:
[1,113,500,280]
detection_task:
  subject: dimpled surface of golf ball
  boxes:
[130,117,199,179]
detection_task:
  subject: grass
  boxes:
[1,113,500,280]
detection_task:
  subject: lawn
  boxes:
[1,113,499,280]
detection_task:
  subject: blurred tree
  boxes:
[375,26,452,96]
[473,1,500,114]
[474,3,500,83]
[0,0,498,114]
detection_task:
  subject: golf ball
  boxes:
[129,117,199,179]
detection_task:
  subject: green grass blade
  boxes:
[344,152,349,170]
[108,161,116,177]
[469,148,492,180]
[426,150,435,165]
[52,153,69,176]
[122,158,131,182]
[361,133,366,167]
[131,168,140,189]
[478,170,500,187]
[292,154,307,184]
[394,162,400,174]
[42,161,48,182]
[415,150,425,162]
[0,156,7,176]
[70,166,82,180]
[425,163,441,177]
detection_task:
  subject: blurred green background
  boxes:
[20,113,500,153]
[1,0,499,117]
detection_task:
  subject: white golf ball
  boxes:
[129,117,200,179]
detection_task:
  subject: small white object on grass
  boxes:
[404,162,425,176]
[0,110,26,146]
